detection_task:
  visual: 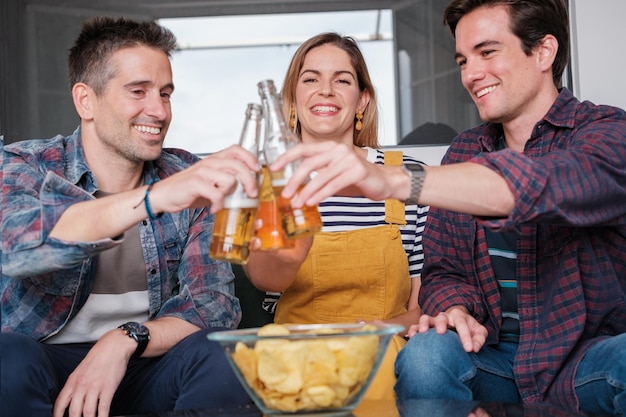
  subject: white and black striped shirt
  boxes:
[263,147,429,313]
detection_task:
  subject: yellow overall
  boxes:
[275,151,410,400]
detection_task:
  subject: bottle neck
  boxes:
[239,104,262,154]
[261,90,288,140]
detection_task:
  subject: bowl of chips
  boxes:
[207,322,403,416]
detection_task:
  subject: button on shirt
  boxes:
[419,88,626,408]
[1,128,241,340]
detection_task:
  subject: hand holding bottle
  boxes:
[257,79,322,239]
[209,103,263,264]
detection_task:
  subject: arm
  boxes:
[243,236,313,292]
[53,316,199,417]
[381,276,421,335]
[3,144,259,278]
[53,188,243,417]
[50,144,260,242]
[269,142,514,217]
[273,108,626,227]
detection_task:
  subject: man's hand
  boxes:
[406,307,488,353]
[151,144,260,215]
[53,329,136,417]
[269,142,408,207]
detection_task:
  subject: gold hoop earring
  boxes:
[355,110,364,131]
[289,106,297,131]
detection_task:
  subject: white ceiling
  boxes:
[25,0,409,19]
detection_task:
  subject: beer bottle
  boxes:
[209,103,262,264]
[257,79,322,239]
[255,91,296,250]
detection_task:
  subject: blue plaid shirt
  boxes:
[2,128,241,340]
[420,88,626,408]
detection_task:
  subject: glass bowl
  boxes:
[207,322,403,416]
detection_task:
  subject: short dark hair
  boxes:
[443,0,569,87]
[68,16,177,94]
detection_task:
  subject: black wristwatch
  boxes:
[403,163,426,204]
[118,321,150,359]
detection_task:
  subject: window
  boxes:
[159,10,395,155]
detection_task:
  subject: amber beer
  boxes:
[275,188,322,238]
[257,79,322,239]
[209,102,262,264]
[264,145,322,238]
[209,194,258,264]
[255,165,296,249]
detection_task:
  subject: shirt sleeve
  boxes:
[151,204,241,329]
[3,156,121,279]
[472,115,626,230]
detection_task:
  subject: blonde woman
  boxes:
[245,32,429,400]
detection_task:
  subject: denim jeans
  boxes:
[574,332,626,416]
[0,328,251,417]
[394,329,626,416]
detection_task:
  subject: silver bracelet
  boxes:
[403,164,425,204]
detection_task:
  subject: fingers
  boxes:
[53,389,71,417]
[470,324,488,353]
[150,150,260,215]
[451,316,476,352]
[412,310,487,353]
[200,149,260,199]
[271,142,367,207]
[406,323,420,338]
[271,143,340,203]
[211,144,261,172]
[444,309,487,353]
[417,313,435,334]
[53,384,112,417]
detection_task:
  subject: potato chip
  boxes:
[303,385,336,407]
[230,323,380,413]
[231,342,257,385]
[257,323,291,336]
[257,349,289,385]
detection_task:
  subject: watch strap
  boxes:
[118,322,150,360]
[403,163,425,205]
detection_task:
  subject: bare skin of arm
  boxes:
[377,277,422,336]
[53,317,199,417]
[243,236,314,291]
[49,145,260,243]
[270,142,514,217]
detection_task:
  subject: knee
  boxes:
[396,329,465,375]
[175,328,227,361]
[0,332,55,400]
[172,328,251,407]
[0,332,47,375]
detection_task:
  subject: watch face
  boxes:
[123,322,149,337]
[405,163,425,174]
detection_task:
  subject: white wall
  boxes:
[570,0,626,109]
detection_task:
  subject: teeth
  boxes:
[312,105,338,113]
[134,125,161,134]
[476,85,497,98]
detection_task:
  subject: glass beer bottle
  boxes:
[255,93,296,250]
[257,79,322,239]
[209,103,262,264]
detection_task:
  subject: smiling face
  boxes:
[294,43,369,145]
[82,45,174,164]
[454,5,552,127]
